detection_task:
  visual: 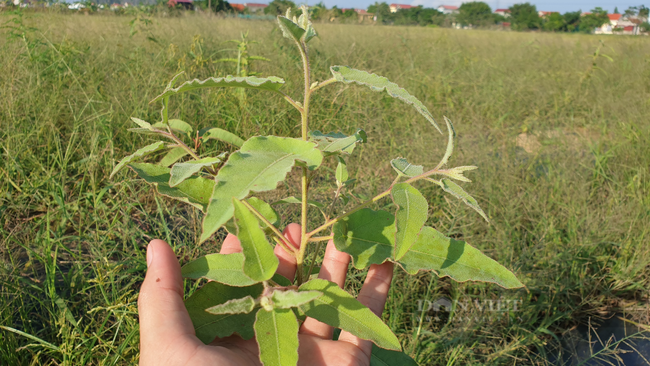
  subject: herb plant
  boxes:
[111,7,523,365]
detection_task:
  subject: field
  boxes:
[1,10,650,365]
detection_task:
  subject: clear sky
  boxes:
[307,0,645,14]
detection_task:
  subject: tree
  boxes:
[197,0,231,13]
[543,12,564,32]
[368,2,392,23]
[563,11,581,32]
[614,7,619,14]
[624,6,638,18]
[580,7,609,33]
[639,5,649,18]
[264,0,295,15]
[509,3,540,30]
[457,1,493,26]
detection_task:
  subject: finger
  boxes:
[139,240,199,363]
[220,233,242,254]
[300,239,350,339]
[274,223,301,281]
[338,262,394,358]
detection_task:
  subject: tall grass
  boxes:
[1,11,649,365]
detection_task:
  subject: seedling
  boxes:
[111,6,523,365]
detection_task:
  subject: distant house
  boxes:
[436,5,458,14]
[494,8,510,17]
[596,13,640,34]
[389,3,415,13]
[244,2,267,12]
[230,3,245,11]
[538,11,557,18]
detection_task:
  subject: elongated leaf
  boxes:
[200,127,245,148]
[392,183,428,261]
[181,253,256,286]
[437,117,456,168]
[152,76,285,103]
[330,66,440,133]
[233,199,279,282]
[437,179,488,222]
[185,282,263,344]
[169,157,221,187]
[370,345,419,366]
[336,157,348,186]
[131,117,153,129]
[270,290,322,309]
[398,227,523,288]
[159,147,189,167]
[110,141,165,179]
[153,119,193,136]
[308,129,367,155]
[298,279,401,351]
[390,158,423,178]
[255,308,299,366]
[201,136,322,242]
[332,209,394,269]
[206,296,256,315]
[225,197,280,234]
[128,163,214,211]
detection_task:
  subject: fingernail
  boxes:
[146,243,154,268]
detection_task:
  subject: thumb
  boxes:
[138,240,198,362]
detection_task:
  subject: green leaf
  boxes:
[277,16,305,43]
[390,158,423,178]
[398,227,523,289]
[200,127,245,148]
[330,66,441,133]
[269,289,322,309]
[308,129,367,155]
[159,147,189,167]
[151,75,285,103]
[272,273,293,287]
[201,136,322,242]
[185,282,263,344]
[336,157,348,186]
[128,162,214,211]
[181,253,257,287]
[110,141,165,179]
[169,156,221,187]
[332,209,394,270]
[233,199,279,282]
[436,179,488,222]
[391,183,428,261]
[206,296,256,315]
[225,197,280,234]
[370,345,419,366]
[130,117,153,129]
[298,279,401,351]
[255,308,299,366]
[436,117,456,168]
[153,119,193,136]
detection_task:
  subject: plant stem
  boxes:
[308,236,332,242]
[307,168,442,237]
[296,40,312,286]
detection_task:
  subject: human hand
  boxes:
[138,223,394,366]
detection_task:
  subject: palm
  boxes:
[138,223,393,366]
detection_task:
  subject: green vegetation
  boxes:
[2,10,650,365]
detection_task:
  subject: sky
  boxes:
[310,0,645,14]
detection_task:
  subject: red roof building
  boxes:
[608,13,622,21]
[389,3,415,12]
[230,3,245,11]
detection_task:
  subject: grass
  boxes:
[1,10,649,365]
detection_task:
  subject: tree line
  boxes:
[255,0,650,33]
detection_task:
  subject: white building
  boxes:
[436,5,458,14]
